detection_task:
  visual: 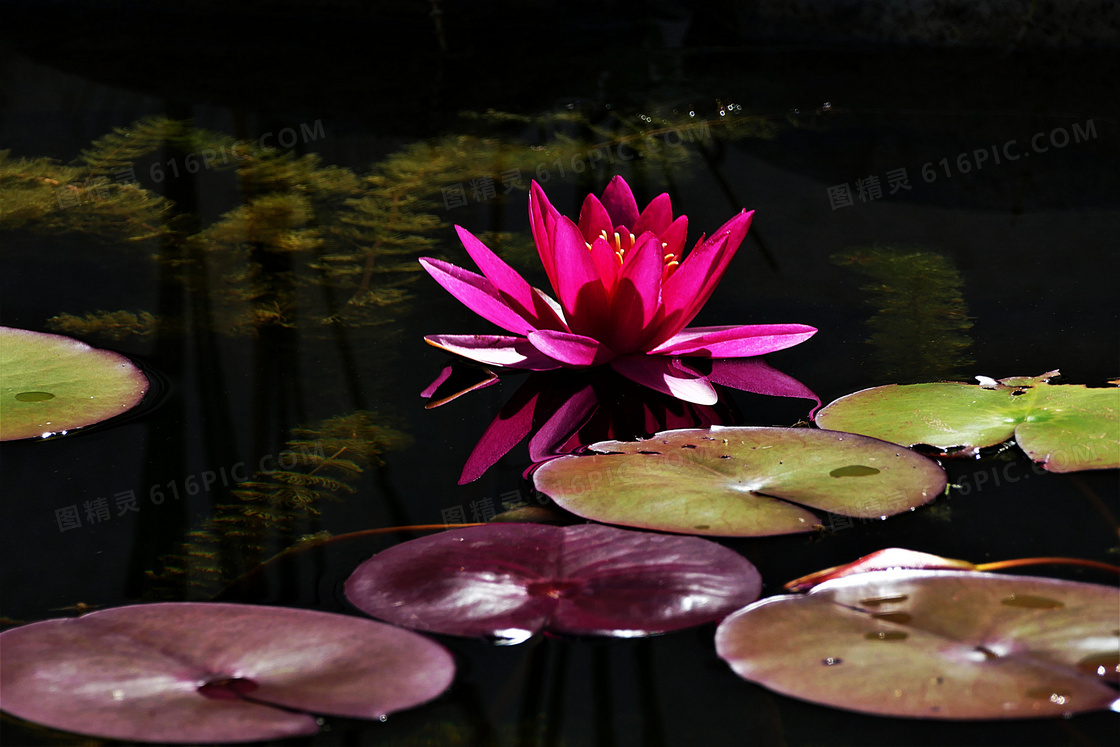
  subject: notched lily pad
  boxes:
[0,326,149,440]
[532,426,946,537]
[815,371,1120,472]
[344,523,761,641]
[716,570,1120,719]
[0,603,455,743]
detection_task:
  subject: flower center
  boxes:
[586,229,680,270]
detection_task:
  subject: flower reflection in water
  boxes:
[423,358,819,484]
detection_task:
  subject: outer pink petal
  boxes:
[577,194,613,243]
[600,175,639,228]
[529,181,562,289]
[632,193,673,236]
[609,355,718,406]
[425,334,562,370]
[454,226,567,332]
[609,232,665,352]
[548,217,612,339]
[419,258,538,335]
[528,329,616,367]
[649,323,817,358]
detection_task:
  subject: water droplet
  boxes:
[15,391,55,402]
[1025,687,1072,703]
[379,715,388,722]
[491,628,534,646]
[822,657,843,666]
[1001,594,1064,609]
[865,631,908,641]
[1076,651,1119,682]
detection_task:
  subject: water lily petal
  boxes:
[600,175,639,228]
[708,358,821,411]
[454,226,566,331]
[610,355,718,406]
[610,232,666,352]
[650,210,753,344]
[529,181,562,289]
[548,217,611,338]
[419,258,537,336]
[632,193,673,236]
[661,215,689,259]
[650,323,817,358]
[588,235,621,294]
[425,335,562,370]
[577,194,613,244]
[528,329,616,367]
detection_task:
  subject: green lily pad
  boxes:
[716,570,1120,719]
[815,371,1120,472]
[0,327,149,441]
[532,426,946,537]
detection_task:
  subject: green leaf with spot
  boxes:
[716,570,1120,719]
[815,371,1120,472]
[532,426,946,537]
[0,327,148,441]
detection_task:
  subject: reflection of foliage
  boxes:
[3,102,780,337]
[46,310,160,341]
[0,149,170,241]
[833,246,973,381]
[148,411,412,598]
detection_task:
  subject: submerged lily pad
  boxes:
[532,426,946,537]
[0,326,149,440]
[0,603,455,743]
[344,523,760,641]
[716,570,1120,719]
[815,371,1119,472]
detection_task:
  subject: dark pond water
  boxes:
[2,5,1118,745]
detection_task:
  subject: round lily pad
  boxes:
[815,371,1120,472]
[716,570,1120,719]
[344,523,761,641]
[0,326,149,440]
[0,603,455,743]
[532,426,947,537]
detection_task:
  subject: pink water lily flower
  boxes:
[420,176,816,405]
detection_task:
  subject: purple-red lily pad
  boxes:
[532,426,947,537]
[815,371,1120,472]
[0,326,149,440]
[0,603,455,743]
[344,523,761,641]
[716,570,1120,719]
